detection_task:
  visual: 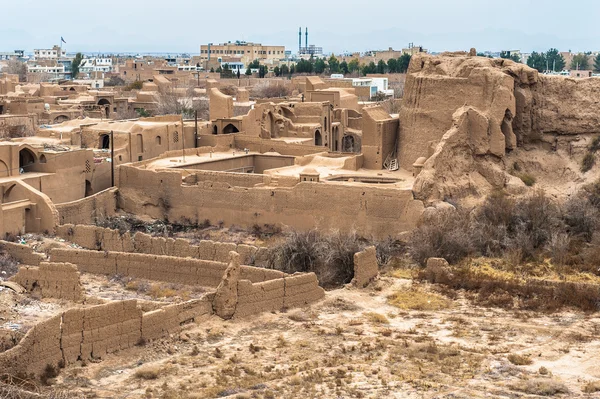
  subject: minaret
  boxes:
[299,27,302,53]
[305,27,308,50]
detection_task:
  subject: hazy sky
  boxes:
[2,0,599,54]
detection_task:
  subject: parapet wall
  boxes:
[49,248,284,287]
[55,224,268,266]
[12,262,84,301]
[233,135,324,157]
[118,165,424,239]
[55,187,118,226]
[0,240,44,265]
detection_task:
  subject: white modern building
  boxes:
[34,46,66,60]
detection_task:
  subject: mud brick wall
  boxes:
[49,248,284,287]
[12,262,84,301]
[55,224,269,266]
[141,295,214,340]
[0,240,44,266]
[234,273,325,318]
[55,187,118,226]
[0,315,62,378]
[0,296,216,378]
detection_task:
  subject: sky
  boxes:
[1,0,599,55]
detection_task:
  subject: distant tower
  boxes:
[299,27,302,53]
[305,27,308,50]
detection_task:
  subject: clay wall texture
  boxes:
[0,240,44,265]
[55,187,118,226]
[117,165,423,238]
[12,262,84,301]
[0,298,213,378]
[49,248,284,287]
[55,224,268,266]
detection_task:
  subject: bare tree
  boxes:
[251,82,292,99]
[4,59,27,82]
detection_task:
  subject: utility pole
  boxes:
[181,116,185,163]
[110,130,114,187]
[194,110,198,148]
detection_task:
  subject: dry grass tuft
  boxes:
[363,312,389,324]
[507,353,533,366]
[134,366,161,380]
[510,378,569,396]
[387,288,452,311]
[583,380,600,393]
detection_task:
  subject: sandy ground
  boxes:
[42,275,600,399]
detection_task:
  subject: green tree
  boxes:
[348,59,360,73]
[526,51,546,72]
[314,58,326,74]
[280,64,289,75]
[71,52,83,79]
[273,66,281,77]
[397,53,412,73]
[594,54,600,73]
[328,55,340,74]
[245,66,252,76]
[339,61,349,75]
[248,60,260,69]
[571,53,589,70]
[387,58,398,73]
[545,48,566,71]
[236,69,241,79]
[376,59,387,74]
[290,64,296,74]
[210,67,215,73]
[361,61,377,76]
[500,51,520,63]
[258,66,267,78]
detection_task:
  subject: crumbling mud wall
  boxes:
[55,187,118,226]
[352,246,379,288]
[401,52,600,203]
[117,166,424,239]
[12,262,84,301]
[55,224,269,266]
[0,298,213,378]
[0,240,44,265]
[49,248,286,287]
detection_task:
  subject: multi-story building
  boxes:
[0,50,24,61]
[79,58,113,74]
[199,41,286,66]
[34,45,66,59]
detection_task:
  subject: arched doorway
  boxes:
[223,123,240,134]
[212,125,218,135]
[99,134,110,149]
[39,154,47,163]
[19,148,36,172]
[314,130,322,146]
[85,180,94,197]
[53,115,69,124]
[98,99,111,118]
[342,135,355,153]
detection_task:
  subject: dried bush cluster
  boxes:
[410,185,600,269]
[266,230,403,288]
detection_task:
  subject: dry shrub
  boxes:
[583,380,600,393]
[409,206,474,266]
[219,85,238,96]
[518,173,537,186]
[387,288,452,311]
[0,249,19,279]
[40,364,59,385]
[251,82,292,99]
[363,312,389,324]
[510,378,569,396]
[267,229,366,287]
[507,353,533,366]
[134,366,160,380]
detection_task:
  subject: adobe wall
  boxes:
[117,165,423,239]
[233,135,324,157]
[0,298,213,378]
[55,187,118,225]
[0,240,44,265]
[234,273,325,317]
[55,224,268,266]
[12,262,84,301]
[49,248,284,287]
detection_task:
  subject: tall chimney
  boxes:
[299,27,302,53]
[305,27,308,50]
